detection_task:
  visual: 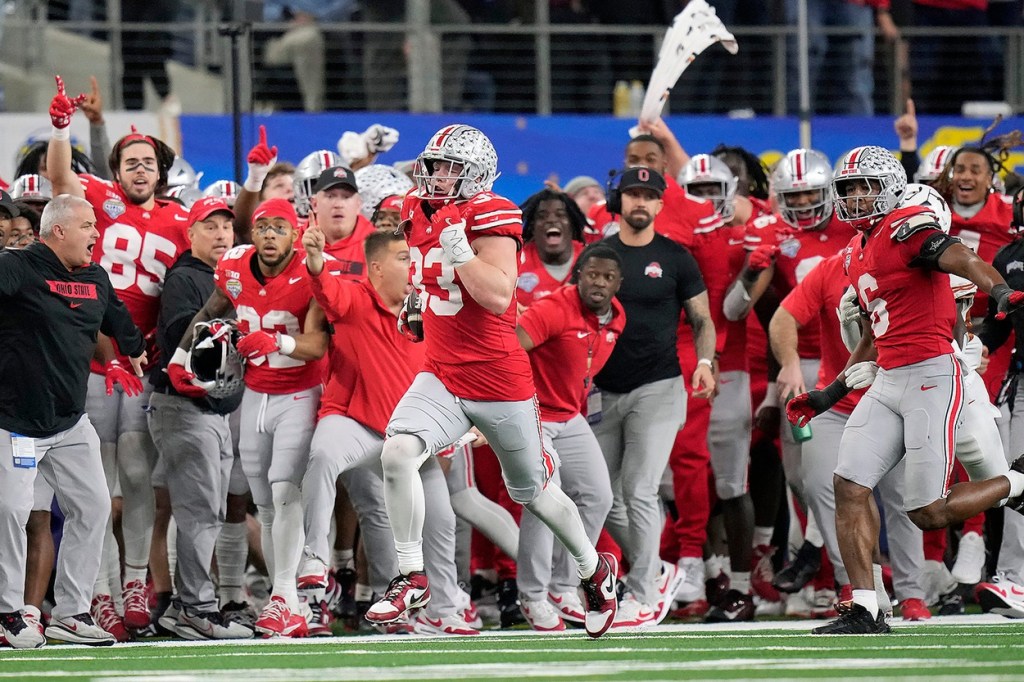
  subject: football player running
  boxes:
[367,125,619,638]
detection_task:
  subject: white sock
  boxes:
[705,555,720,576]
[1005,471,1024,499]
[257,506,276,584]
[332,548,354,572]
[852,588,878,618]
[395,540,424,575]
[166,519,178,588]
[525,483,598,579]
[216,522,248,605]
[124,565,148,585]
[753,526,774,548]
[873,563,890,611]
[731,571,752,595]
[354,583,373,602]
[271,483,305,611]
[382,435,430,573]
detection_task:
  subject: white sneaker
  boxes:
[654,561,684,624]
[676,556,705,603]
[297,553,329,594]
[923,560,958,606]
[520,596,566,632]
[611,595,656,629]
[951,532,986,584]
[413,613,480,636]
[0,611,45,649]
[547,590,585,625]
[158,598,181,633]
[45,613,115,646]
[23,605,44,638]
[783,586,813,618]
[452,589,482,629]
[977,574,1024,618]
[175,608,253,640]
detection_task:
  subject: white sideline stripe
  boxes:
[2,658,1008,680]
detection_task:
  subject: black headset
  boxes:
[605,168,626,215]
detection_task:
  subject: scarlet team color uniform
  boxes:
[837,207,962,510]
[517,241,584,306]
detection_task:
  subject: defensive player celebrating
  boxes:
[367,125,619,639]
[786,146,1024,634]
[167,198,329,637]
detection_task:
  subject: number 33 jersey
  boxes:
[214,244,324,394]
[401,191,535,402]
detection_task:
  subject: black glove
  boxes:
[398,290,424,342]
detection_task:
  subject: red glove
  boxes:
[237,331,280,361]
[104,360,143,397]
[247,124,278,166]
[429,203,463,230]
[785,393,817,427]
[995,287,1024,320]
[49,75,86,129]
[167,362,208,399]
[747,244,779,273]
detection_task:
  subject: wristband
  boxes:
[52,125,70,141]
[277,333,296,356]
[822,377,852,403]
[170,347,189,366]
[243,173,265,193]
[991,283,1011,304]
[697,358,714,369]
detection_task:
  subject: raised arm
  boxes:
[46,76,87,198]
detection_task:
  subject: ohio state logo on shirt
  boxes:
[644,262,663,278]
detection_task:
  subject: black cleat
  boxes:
[1005,454,1024,513]
[704,590,755,623]
[936,588,966,616]
[773,540,822,593]
[811,603,891,635]
[498,578,527,629]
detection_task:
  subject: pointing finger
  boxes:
[258,124,267,147]
[55,75,65,96]
[89,75,99,96]
[906,98,915,117]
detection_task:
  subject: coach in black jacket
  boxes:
[0,194,144,647]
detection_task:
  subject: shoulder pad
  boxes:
[891,212,942,242]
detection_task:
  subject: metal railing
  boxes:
[1,10,1021,116]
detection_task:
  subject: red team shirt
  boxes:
[81,174,190,368]
[214,244,324,394]
[780,254,865,415]
[516,241,584,306]
[401,191,535,402]
[310,274,426,433]
[319,215,376,282]
[745,214,857,359]
[950,192,1015,317]
[518,284,626,422]
[843,207,956,370]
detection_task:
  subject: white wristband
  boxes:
[52,125,70,141]
[277,333,296,356]
[170,347,189,367]
[243,172,265,193]
[697,358,714,369]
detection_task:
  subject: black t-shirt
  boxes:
[980,237,1024,365]
[595,233,706,394]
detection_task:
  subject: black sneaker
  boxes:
[705,590,755,623]
[329,568,357,620]
[1005,454,1024,512]
[497,578,526,629]
[811,603,891,635]
[773,540,822,593]
[937,588,966,615]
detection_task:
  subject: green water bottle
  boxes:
[788,393,813,443]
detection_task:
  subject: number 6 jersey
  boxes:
[401,190,535,402]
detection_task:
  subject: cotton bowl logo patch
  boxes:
[780,237,801,258]
[103,199,126,219]
[226,278,242,299]
[644,262,663,278]
[517,272,540,293]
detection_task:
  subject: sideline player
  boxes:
[367,124,619,639]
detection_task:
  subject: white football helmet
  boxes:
[679,154,738,221]
[164,185,204,209]
[900,182,952,233]
[772,149,834,230]
[203,180,242,208]
[914,145,955,185]
[832,145,907,229]
[354,164,414,219]
[186,320,244,400]
[413,125,498,200]
[293,149,341,217]
[9,174,52,203]
[167,156,202,189]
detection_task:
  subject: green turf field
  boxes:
[2,616,1022,681]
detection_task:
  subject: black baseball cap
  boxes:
[0,190,20,219]
[313,166,358,194]
[619,167,666,197]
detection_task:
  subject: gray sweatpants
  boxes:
[147,392,233,613]
[779,359,821,504]
[0,415,108,618]
[999,380,1024,583]
[518,414,613,600]
[591,375,686,604]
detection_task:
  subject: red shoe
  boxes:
[122,580,151,629]
[752,545,781,602]
[91,594,130,642]
[580,552,618,639]
[670,599,710,620]
[900,598,932,621]
[365,572,431,624]
[305,600,334,637]
[255,596,309,638]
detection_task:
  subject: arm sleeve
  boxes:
[0,251,25,296]
[100,276,145,357]
[518,296,563,347]
[89,124,111,181]
[899,151,920,185]
[309,268,356,323]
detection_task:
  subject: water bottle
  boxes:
[628,80,645,118]
[788,393,813,442]
[613,81,630,118]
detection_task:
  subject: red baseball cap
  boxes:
[188,196,234,224]
[253,197,298,227]
[379,195,404,212]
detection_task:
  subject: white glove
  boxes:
[837,286,863,353]
[337,131,369,167]
[961,333,984,372]
[438,217,473,267]
[363,124,399,154]
[844,361,878,390]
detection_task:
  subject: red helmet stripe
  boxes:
[699,156,707,174]
[845,148,862,170]
[432,125,459,150]
[934,148,949,170]
[794,151,804,181]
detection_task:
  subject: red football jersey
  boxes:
[518,284,625,422]
[311,275,425,433]
[214,244,324,394]
[401,191,535,402]
[319,215,376,282]
[781,254,864,414]
[745,213,857,359]
[950,192,1015,317]
[843,207,956,370]
[718,223,751,373]
[517,241,584,306]
[82,174,190,366]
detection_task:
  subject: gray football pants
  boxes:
[999,380,1024,583]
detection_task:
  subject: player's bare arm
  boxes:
[176,287,235,352]
[455,234,519,315]
[682,290,717,399]
[285,299,329,361]
[938,241,1010,296]
[768,306,806,399]
[516,325,537,352]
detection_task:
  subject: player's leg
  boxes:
[956,372,1009,480]
[218,409,252,621]
[238,390,276,586]
[875,458,928,613]
[340,464,398,597]
[25,477,55,614]
[798,409,848,587]
[997,383,1024,583]
[446,445,520,559]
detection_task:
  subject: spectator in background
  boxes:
[121,0,177,110]
[563,176,605,217]
[785,0,900,115]
[8,201,40,248]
